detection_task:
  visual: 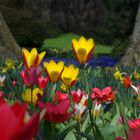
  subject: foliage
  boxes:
[9,19,61,47]
[91,0,139,44]
[111,39,130,56]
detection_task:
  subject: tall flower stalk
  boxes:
[72,36,97,136]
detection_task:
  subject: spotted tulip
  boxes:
[38,100,74,123]
[22,48,46,69]
[71,89,85,104]
[91,86,116,103]
[72,36,95,64]
[61,64,79,87]
[22,88,43,105]
[44,60,64,83]
[74,94,88,121]
[0,75,6,87]
[74,103,87,121]
[0,102,39,140]
[92,103,101,117]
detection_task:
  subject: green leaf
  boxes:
[81,114,90,132]
[101,125,124,140]
[51,121,78,140]
[50,83,57,99]
[43,120,53,140]
[76,132,94,140]
[64,131,76,140]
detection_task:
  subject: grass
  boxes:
[42,33,112,55]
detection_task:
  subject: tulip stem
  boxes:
[77,121,81,140]
[83,68,90,94]
[89,109,96,136]
[31,87,33,106]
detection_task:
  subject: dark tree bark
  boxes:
[117,2,140,66]
[0,11,21,60]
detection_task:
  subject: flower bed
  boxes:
[0,36,140,140]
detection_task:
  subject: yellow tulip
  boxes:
[61,64,79,87]
[22,88,43,105]
[44,60,64,83]
[22,48,46,68]
[72,36,95,64]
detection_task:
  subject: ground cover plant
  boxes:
[0,36,140,140]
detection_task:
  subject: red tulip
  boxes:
[128,118,140,129]
[0,91,5,105]
[115,137,124,140]
[115,128,140,140]
[0,102,39,140]
[129,128,140,140]
[12,80,17,87]
[53,91,68,103]
[123,76,132,89]
[20,66,41,87]
[37,76,49,90]
[38,100,74,123]
[71,89,84,104]
[91,86,116,103]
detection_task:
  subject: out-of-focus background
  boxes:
[0,0,140,66]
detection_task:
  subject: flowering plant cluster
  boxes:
[0,36,140,140]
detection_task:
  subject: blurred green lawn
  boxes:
[42,33,112,55]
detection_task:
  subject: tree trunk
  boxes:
[117,2,140,66]
[0,11,21,60]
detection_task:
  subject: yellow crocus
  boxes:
[22,48,46,68]
[60,83,69,92]
[44,60,64,83]
[114,68,122,80]
[134,69,140,80]
[22,88,43,105]
[5,58,15,69]
[61,64,79,87]
[1,67,8,73]
[72,36,95,64]
[137,94,140,102]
